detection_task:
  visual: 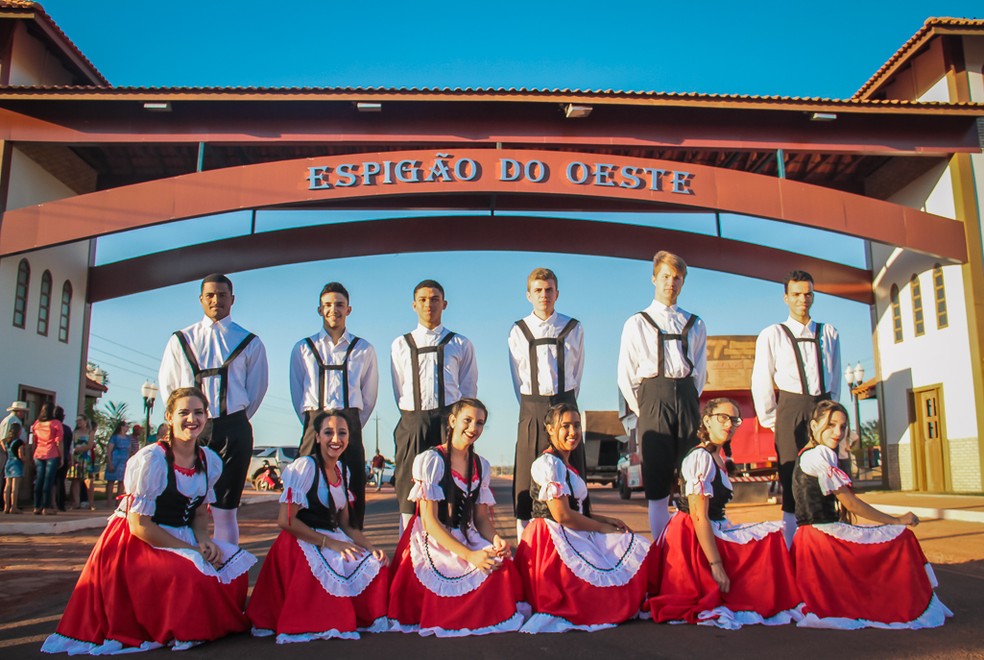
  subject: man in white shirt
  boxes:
[752,270,841,546]
[289,281,378,528]
[391,279,478,530]
[617,252,707,541]
[159,273,269,544]
[508,268,586,536]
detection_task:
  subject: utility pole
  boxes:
[374,413,380,455]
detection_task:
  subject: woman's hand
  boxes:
[468,547,500,573]
[369,546,389,566]
[491,534,511,558]
[898,512,920,527]
[325,537,367,562]
[198,539,221,567]
[710,561,731,593]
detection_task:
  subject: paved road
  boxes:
[2,479,983,659]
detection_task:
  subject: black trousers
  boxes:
[203,410,252,510]
[637,376,700,500]
[393,409,445,515]
[775,390,829,514]
[299,408,367,529]
[512,390,587,519]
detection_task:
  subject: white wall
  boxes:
[7,22,77,86]
[0,146,90,419]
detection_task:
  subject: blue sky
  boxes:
[40,0,982,464]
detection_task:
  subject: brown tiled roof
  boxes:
[854,17,984,99]
[0,0,109,86]
[0,84,981,114]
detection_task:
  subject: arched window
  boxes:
[910,274,925,337]
[890,284,903,343]
[13,259,29,328]
[37,270,52,336]
[58,280,72,343]
[933,264,948,329]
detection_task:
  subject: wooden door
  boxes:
[913,387,946,491]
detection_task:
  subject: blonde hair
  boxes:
[527,267,558,290]
[652,251,687,278]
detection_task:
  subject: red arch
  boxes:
[0,148,966,262]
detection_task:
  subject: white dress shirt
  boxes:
[507,312,584,400]
[159,315,269,419]
[288,328,378,426]
[616,299,707,415]
[751,317,841,430]
[390,324,478,412]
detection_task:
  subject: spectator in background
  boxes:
[370,450,386,491]
[67,415,96,511]
[0,401,29,498]
[54,406,74,512]
[104,421,130,509]
[155,422,170,444]
[3,421,24,514]
[129,425,144,459]
[32,403,63,515]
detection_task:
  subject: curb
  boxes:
[0,493,276,536]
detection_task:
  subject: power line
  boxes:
[88,346,159,373]
[90,332,163,362]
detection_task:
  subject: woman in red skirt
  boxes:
[516,403,652,633]
[247,410,389,642]
[42,387,255,654]
[388,398,527,636]
[793,400,952,629]
[648,398,802,628]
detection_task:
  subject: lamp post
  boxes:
[844,362,865,479]
[141,381,159,447]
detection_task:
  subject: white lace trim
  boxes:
[542,518,651,587]
[389,610,527,637]
[797,592,952,630]
[272,615,389,642]
[810,522,906,544]
[40,633,168,655]
[297,528,382,597]
[520,612,622,634]
[799,445,852,494]
[407,518,494,597]
[711,518,784,544]
[408,481,445,502]
[694,603,805,630]
[151,523,256,584]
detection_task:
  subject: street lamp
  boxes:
[141,381,159,446]
[844,362,865,478]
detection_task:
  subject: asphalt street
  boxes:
[2,478,983,660]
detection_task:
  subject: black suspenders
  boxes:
[515,318,579,396]
[638,312,698,378]
[303,336,362,409]
[778,323,826,395]
[173,331,256,416]
[403,331,457,411]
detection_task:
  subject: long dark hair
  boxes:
[37,403,52,423]
[543,402,580,456]
[162,386,209,473]
[443,398,487,534]
[697,397,739,476]
[805,399,853,523]
[311,409,351,529]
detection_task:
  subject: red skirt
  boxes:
[387,515,527,636]
[793,523,951,629]
[648,513,802,628]
[246,529,389,642]
[42,515,250,654]
[515,518,652,632]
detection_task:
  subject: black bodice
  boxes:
[295,459,348,531]
[675,445,732,521]
[428,447,482,530]
[793,457,840,525]
[151,444,208,528]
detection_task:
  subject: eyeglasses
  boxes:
[711,413,742,427]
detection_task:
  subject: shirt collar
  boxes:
[200,315,233,331]
[416,323,445,336]
[317,327,351,347]
[527,311,558,328]
[648,299,678,314]
[784,316,815,335]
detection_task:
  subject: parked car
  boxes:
[247,446,298,488]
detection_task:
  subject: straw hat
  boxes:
[6,401,28,413]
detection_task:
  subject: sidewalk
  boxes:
[0,492,279,535]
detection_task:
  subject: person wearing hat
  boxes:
[0,401,29,497]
